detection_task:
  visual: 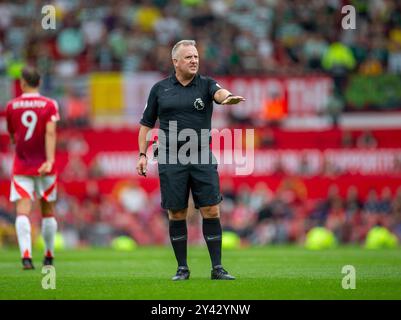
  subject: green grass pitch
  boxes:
[1,246,401,300]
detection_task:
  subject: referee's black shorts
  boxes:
[158,154,222,211]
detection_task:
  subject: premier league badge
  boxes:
[194,98,205,110]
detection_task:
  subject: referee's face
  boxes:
[173,45,199,78]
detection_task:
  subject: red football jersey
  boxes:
[6,93,60,176]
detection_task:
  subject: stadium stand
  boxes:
[1,0,401,248]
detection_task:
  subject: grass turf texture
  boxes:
[0,246,400,300]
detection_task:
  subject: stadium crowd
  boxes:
[1,0,401,78]
[1,179,401,248]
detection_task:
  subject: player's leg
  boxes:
[36,175,58,266]
[40,200,57,266]
[15,199,33,262]
[10,176,35,269]
[191,156,235,280]
[158,163,191,280]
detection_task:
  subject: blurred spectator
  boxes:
[378,187,393,228]
[302,33,328,70]
[391,187,401,240]
[341,130,355,148]
[363,189,381,215]
[363,189,382,228]
[154,7,182,45]
[326,193,346,242]
[297,154,314,177]
[220,179,236,216]
[63,88,90,127]
[135,0,162,32]
[88,158,105,179]
[326,92,344,127]
[322,42,356,93]
[356,130,378,149]
[230,199,257,239]
[83,180,102,204]
[249,182,273,213]
[118,181,148,214]
[0,195,14,224]
[342,185,363,242]
[344,185,363,221]
[61,154,89,182]
[394,157,401,173]
[310,184,341,226]
[261,85,286,127]
[258,127,276,148]
[65,132,89,156]
[263,190,293,243]
[388,27,401,74]
[236,183,252,207]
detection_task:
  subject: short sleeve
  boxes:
[208,77,223,104]
[140,84,159,128]
[46,100,60,122]
[6,102,14,134]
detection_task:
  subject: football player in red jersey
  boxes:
[6,67,60,270]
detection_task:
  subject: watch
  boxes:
[139,152,147,159]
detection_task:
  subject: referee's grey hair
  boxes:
[171,40,196,59]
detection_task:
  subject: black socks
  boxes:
[202,218,222,268]
[169,219,188,267]
[169,218,223,269]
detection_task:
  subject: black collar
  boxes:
[171,73,199,87]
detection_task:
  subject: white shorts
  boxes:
[10,175,57,202]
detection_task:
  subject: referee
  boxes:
[137,40,245,280]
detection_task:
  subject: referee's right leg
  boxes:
[158,163,191,280]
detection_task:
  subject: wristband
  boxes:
[139,152,147,159]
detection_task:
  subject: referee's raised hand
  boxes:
[136,153,147,177]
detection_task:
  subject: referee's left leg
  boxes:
[199,205,222,266]
[200,205,235,280]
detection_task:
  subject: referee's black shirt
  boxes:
[140,73,222,150]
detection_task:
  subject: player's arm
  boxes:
[38,121,56,175]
